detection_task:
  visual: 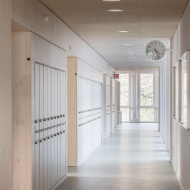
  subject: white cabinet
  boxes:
[78,77,102,163]
[112,87,115,132]
[106,85,110,137]
[34,63,66,190]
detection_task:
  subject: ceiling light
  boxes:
[118,31,128,32]
[108,9,123,12]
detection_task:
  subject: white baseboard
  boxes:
[52,174,67,190]
[172,162,185,190]
[78,142,101,166]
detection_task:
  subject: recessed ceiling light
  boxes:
[108,9,123,12]
[124,44,132,45]
[118,31,128,32]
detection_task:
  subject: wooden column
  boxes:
[12,32,32,190]
[67,58,78,166]
[0,0,12,190]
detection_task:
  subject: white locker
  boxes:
[78,77,102,163]
[112,87,115,132]
[35,64,40,190]
[106,85,110,137]
[34,63,66,190]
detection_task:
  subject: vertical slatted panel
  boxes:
[50,68,55,187]
[43,66,48,190]
[39,65,44,190]
[35,63,40,190]
[47,67,52,189]
[61,71,66,178]
[57,71,61,181]
[54,70,58,183]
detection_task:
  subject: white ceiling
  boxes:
[40,0,188,70]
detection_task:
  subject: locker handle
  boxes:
[60,132,63,134]
[63,131,65,133]
[57,116,60,118]
[39,139,43,143]
[54,116,57,119]
[39,119,42,122]
[44,118,47,121]
[35,120,38,123]
[47,136,50,139]
[54,134,57,136]
[51,117,54,120]
[57,133,60,135]
[34,141,38,144]
[43,138,46,141]
[51,135,54,138]
[47,118,50,121]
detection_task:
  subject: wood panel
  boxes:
[67,58,78,166]
[12,32,32,190]
[0,0,12,189]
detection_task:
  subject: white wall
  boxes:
[12,0,116,77]
[172,1,190,190]
[0,0,12,190]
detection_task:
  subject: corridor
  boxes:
[57,123,181,190]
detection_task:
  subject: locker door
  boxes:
[39,65,44,190]
[57,71,61,181]
[35,63,40,190]
[47,67,52,189]
[54,70,58,183]
[50,68,55,187]
[60,71,66,178]
[43,66,48,190]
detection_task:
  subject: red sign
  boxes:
[114,74,119,79]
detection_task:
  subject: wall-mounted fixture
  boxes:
[45,16,50,23]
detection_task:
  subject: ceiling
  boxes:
[40,0,188,70]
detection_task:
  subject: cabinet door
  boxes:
[34,63,40,190]
[50,68,55,187]
[43,66,48,190]
[47,67,52,189]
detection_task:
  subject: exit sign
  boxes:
[114,74,119,79]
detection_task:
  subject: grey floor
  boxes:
[56,123,181,190]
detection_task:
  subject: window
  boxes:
[140,73,154,106]
[174,64,179,119]
[139,73,155,122]
[140,108,154,122]
[120,74,130,122]
[181,55,187,125]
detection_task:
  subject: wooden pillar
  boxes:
[67,58,78,166]
[0,0,12,189]
[12,32,32,190]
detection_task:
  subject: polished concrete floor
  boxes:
[56,123,181,190]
